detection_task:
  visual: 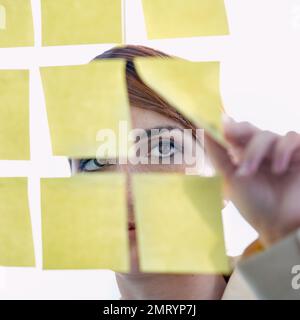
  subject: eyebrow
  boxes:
[135,126,183,142]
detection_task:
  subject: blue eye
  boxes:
[79,159,109,172]
[151,140,180,158]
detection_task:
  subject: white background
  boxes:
[0,0,300,299]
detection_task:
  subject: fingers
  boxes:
[272,131,300,175]
[205,134,236,177]
[223,117,260,147]
[236,130,278,176]
[208,117,300,178]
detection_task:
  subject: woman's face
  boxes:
[71,105,209,273]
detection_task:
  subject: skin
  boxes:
[206,118,300,247]
[72,105,227,300]
[72,108,300,299]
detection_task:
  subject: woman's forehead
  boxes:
[131,105,185,130]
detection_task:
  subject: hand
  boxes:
[206,119,300,247]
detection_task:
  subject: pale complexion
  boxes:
[71,108,300,299]
[72,105,227,300]
[206,119,300,247]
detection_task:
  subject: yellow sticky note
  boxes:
[41,0,122,46]
[0,178,35,267]
[0,5,6,30]
[40,60,131,158]
[0,0,34,47]
[135,58,225,146]
[0,70,30,160]
[133,174,229,274]
[141,0,229,39]
[41,174,129,271]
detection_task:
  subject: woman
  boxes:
[71,45,300,299]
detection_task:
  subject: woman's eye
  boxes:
[80,159,109,172]
[150,140,179,158]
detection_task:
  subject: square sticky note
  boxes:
[135,58,225,146]
[0,70,30,160]
[132,173,229,274]
[0,178,35,267]
[0,0,34,47]
[40,60,131,158]
[41,173,130,271]
[41,0,122,46]
[141,0,229,39]
[0,4,5,30]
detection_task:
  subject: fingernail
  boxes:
[236,161,253,177]
[222,114,234,125]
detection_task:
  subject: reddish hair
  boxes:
[93,45,195,131]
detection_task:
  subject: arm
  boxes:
[238,229,300,299]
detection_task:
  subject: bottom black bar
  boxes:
[0,300,294,319]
